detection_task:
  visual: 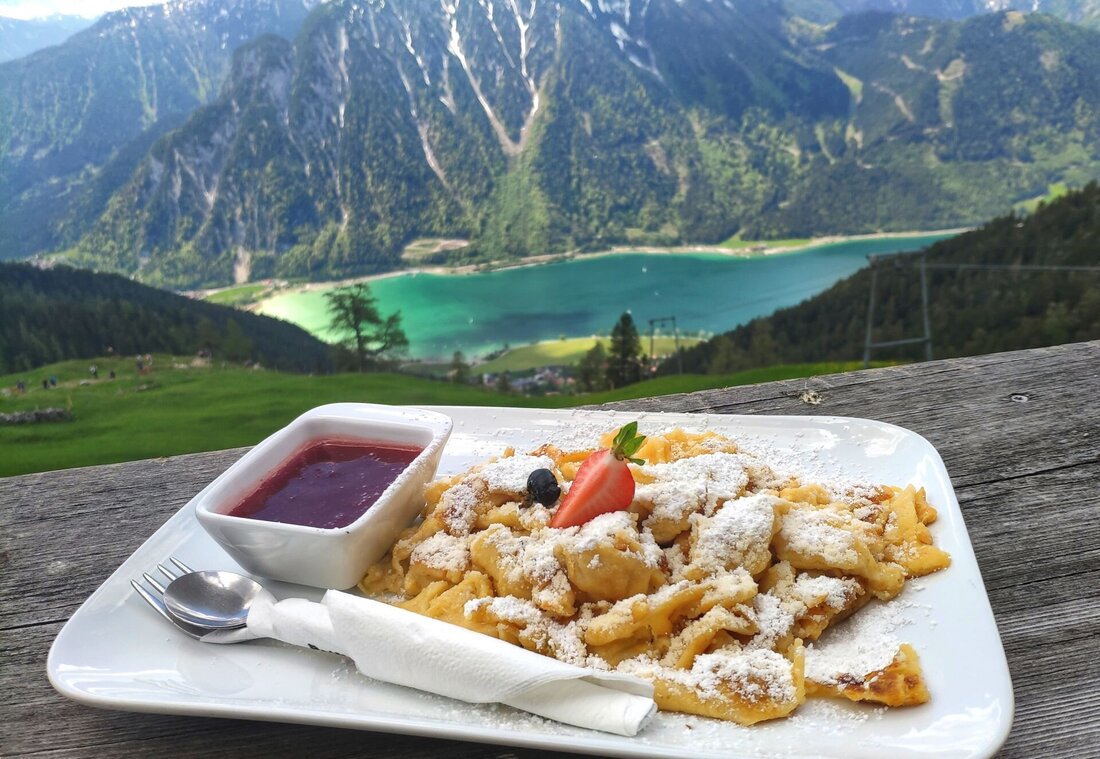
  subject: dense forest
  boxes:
[669,182,1100,374]
[0,263,332,374]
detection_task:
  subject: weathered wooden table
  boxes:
[3,341,1098,757]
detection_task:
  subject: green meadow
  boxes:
[475,336,702,374]
[0,357,879,477]
[718,235,811,250]
[202,283,272,307]
[1014,182,1070,214]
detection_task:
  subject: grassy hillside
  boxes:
[203,283,272,307]
[475,336,703,374]
[0,357,876,476]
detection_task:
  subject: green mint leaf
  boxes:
[614,422,637,447]
[622,436,645,457]
[612,422,645,461]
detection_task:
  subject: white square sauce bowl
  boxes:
[195,403,452,589]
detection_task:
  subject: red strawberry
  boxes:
[549,422,646,529]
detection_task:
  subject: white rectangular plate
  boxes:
[48,407,1013,758]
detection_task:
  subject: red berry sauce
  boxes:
[227,439,422,529]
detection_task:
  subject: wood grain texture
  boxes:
[2,341,1098,758]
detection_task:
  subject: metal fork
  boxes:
[130,558,263,644]
[129,557,210,639]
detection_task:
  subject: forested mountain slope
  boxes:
[0,262,331,373]
[756,11,1100,235]
[5,0,1100,288]
[66,0,849,285]
[787,0,1100,27]
[67,3,1100,288]
[0,0,314,260]
[670,182,1100,374]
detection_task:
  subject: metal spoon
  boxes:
[163,570,267,630]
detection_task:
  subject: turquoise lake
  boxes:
[257,234,952,360]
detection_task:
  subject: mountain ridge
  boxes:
[65,0,855,286]
[0,0,315,260]
[6,0,1100,287]
[0,14,94,62]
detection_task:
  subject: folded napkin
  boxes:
[219,590,656,736]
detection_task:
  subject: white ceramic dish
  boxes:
[195,403,452,589]
[48,407,1013,759]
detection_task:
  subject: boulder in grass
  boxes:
[0,408,73,425]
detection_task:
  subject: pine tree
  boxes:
[607,313,644,389]
[324,283,409,371]
[577,342,607,392]
[221,319,254,362]
[451,351,469,384]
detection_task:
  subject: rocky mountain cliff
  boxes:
[0,0,315,259]
[6,0,1100,288]
[69,0,854,285]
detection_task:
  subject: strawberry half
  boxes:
[549,422,646,529]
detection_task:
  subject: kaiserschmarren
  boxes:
[359,427,950,725]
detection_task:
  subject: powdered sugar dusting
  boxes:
[438,480,482,536]
[534,419,618,451]
[804,601,908,685]
[695,649,797,703]
[688,493,778,575]
[791,574,860,610]
[410,531,469,572]
[479,455,555,494]
[625,648,797,705]
[701,567,757,605]
[558,511,663,568]
[784,699,882,734]
[482,523,565,586]
[779,507,859,565]
[636,452,751,519]
[464,595,588,665]
[746,592,797,651]
[635,476,708,527]
[733,434,879,502]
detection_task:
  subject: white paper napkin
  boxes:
[228,590,656,736]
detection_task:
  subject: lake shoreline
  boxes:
[245,230,961,361]
[205,227,968,303]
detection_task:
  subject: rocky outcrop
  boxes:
[0,408,74,425]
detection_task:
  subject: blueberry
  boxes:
[526,468,561,507]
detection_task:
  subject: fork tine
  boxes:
[143,572,166,594]
[131,576,202,639]
[170,557,193,574]
[157,563,178,581]
[130,579,173,623]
